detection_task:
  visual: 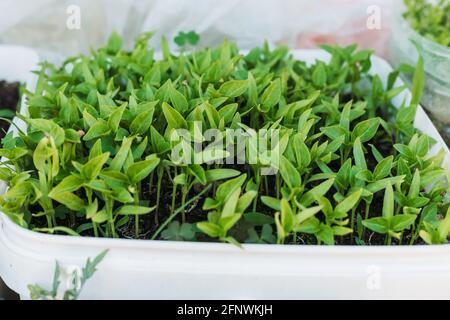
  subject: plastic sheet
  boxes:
[0,0,395,62]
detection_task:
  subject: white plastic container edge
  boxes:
[0,47,450,300]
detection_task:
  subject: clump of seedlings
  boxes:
[0,31,449,246]
[403,0,450,47]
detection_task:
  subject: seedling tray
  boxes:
[0,49,449,299]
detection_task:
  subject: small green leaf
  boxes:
[353,137,367,170]
[107,31,123,54]
[108,103,126,132]
[81,152,110,181]
[335,189,362,214]
[50,192,85,211]
[84,121,110,141]
[312,63,327,87]
[219,80,248,98]
[382,183,394,219]
[260,79,281,111]
[205,169,240,182]
[351,118,380,143]
[130,107,155,135]
[362,217,388,234]
[279,156,301,189]
[373,156,393,180]
[188,164,207,185]
[162,102,187,129]
[197,222,222,238]
[116,205,156,215]
[49,176,83,197]
[126,156,160,184]
[280,198,294,234]
[391,214,416,232]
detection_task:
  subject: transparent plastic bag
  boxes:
[0,0,395,61]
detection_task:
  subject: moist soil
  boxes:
[0,80,20,140]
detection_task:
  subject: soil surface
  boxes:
[0,80,20,140]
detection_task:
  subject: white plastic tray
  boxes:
[0,45,39,300]
[0,48,449,300]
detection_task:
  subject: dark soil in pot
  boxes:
[0,80,20,140]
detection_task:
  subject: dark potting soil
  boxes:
[0,80,20,140]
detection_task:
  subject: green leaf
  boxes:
[33,137,50,173]
[312,63,327,87]
[205,169,240,182]
[149,126,169,153]
[107,31,123,54]
[169,85,188,113]
[295,206,323,226]
[83,121,110,141]
[81,152,110,181]
[108,103,126,132]
[261,196,281,211]
[335,189,362,214]
[116,205,156,215]
[49,175,83,197]
[280,198,294,233]
[362,217,388,234]
[438,208,450,241]
[218,80,248,98]
[126,156,160,184]
[161,221,196,241]
[394,144,414,159]
[130,107,154,135]
[279,156,301,189]
[317,224,334,245]
[110,136,133,171]
[188,164,207,185]
[197,222,222,238]
[260,79,281,111]
[301,178,335,206]
[351,118,380,143]
[353,137,367,170]
[382,183,394,219]
[185,31,200,46]
[236,191,257,213]
[173,173,187,185]
[391,214,416,232]
[373,156,393,180]
[50,192,85,211]
[91,210,109,224]
[221,187,240,217]
[408,169,420,199]
[411,53,424,107]
[215,174,246,203]
[162,102,187,129]
[243,212,275,226]
[333,226,353,236]
[365,176,405,193]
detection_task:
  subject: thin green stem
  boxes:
[170,167,177,215]
[151,185,212,240]
[252,170,260,212]
[276,174,280,199]
[155,168,163,215]
[134,184,140,237]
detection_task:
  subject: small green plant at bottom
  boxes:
[27,250,107,300]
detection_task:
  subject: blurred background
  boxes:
[0,0,394,62]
